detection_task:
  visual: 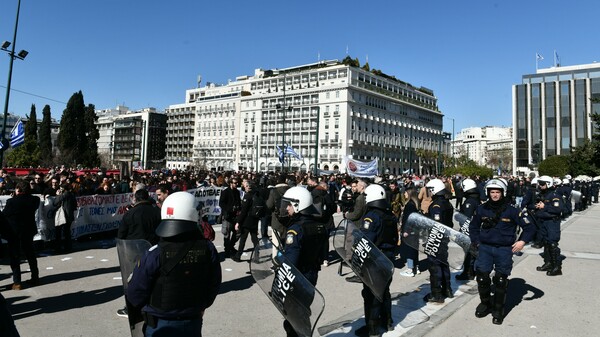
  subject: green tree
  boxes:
[81,103,100,167]
[6,104,41,166]
[341,56,360,67]
[38,104,53,165]
[568,139,599,176]
[539,155,570,177]
[58,91,86,166]
[362,62,370,71]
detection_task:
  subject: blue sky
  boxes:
[1,0,600,136]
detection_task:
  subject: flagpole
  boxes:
[1,0,25,166]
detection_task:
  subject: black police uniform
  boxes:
[427,194,454,303]
[455,191,481,280]
[469,197,535,324]
[592,179,600,203]
[358,204,398,336]
[534,187,564,276]
[127,230,222,336]
[282,212,328,337]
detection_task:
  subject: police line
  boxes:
[0,187,224,241]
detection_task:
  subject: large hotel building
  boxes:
[513,62,600,174]
[166,59,447,174]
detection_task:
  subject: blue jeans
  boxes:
[145,318,203,337]
[475,244,514,276]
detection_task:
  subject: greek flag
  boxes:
[10,119,24,148]
[276,145,303,162]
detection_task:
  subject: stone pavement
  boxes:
[1,203,599,336]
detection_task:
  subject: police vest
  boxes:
[296,217,328,272]
[150,239,211,312]
[371,208,398,248]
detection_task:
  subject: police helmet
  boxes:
[538,175,553,188]
[425,179,446,196]
[281,186,316,215]
[485,178,507,196]
[156,192,200,237]
[562,178,570,185]
[364,184,390,209]
[553,178,562,186]
[460,178,477,193]
[531,177,538,186]
[564,174,572,180]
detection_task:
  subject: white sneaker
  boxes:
[415,268,421,275]
[400,269,415,277]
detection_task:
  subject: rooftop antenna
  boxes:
[197,75,202,88]
[317,51,320,61]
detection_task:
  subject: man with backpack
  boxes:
[232,180,261,262]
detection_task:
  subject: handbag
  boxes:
[55,206,67,227]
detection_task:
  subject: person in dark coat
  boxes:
[232,180,260,262]
[218,178,242,258]
[2,181,41,290]
[53,183,78,253]
[117,188,161,245]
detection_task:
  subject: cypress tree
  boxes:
[38,104,53,165]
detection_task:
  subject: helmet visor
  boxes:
[280,196,297,216]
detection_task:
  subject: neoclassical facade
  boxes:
[166,60,446,174]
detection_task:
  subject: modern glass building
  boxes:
[512,62,600,174]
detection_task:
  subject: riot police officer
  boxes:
[354,184,398,337]
[534,175,564,276]
[456,178,480,281]
[424,178,454,304]
[557,178,573,219]
[127,192,222,337]
[280,186,328,337]
[469,179,535,325]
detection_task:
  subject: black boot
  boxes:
[427,267,445,304]
[367,319,383,337]
[536,244,552,271]
[546,243,562,276]
[442,279,454,299]
[492,273,508,325]
[475,272,492,318]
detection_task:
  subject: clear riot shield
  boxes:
[453,211,470,236]
[332,219,395,302]
[571,190,582,203]
[116,239,152,337]
[453,211,478,257]
[404,213,471,270]
[250,237,325,337]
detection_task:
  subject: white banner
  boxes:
[343,156,379,178]
[0,187,225,242]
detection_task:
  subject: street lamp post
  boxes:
[276,72,292,173]
[1,0,28,166]
[444,116,455,167]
